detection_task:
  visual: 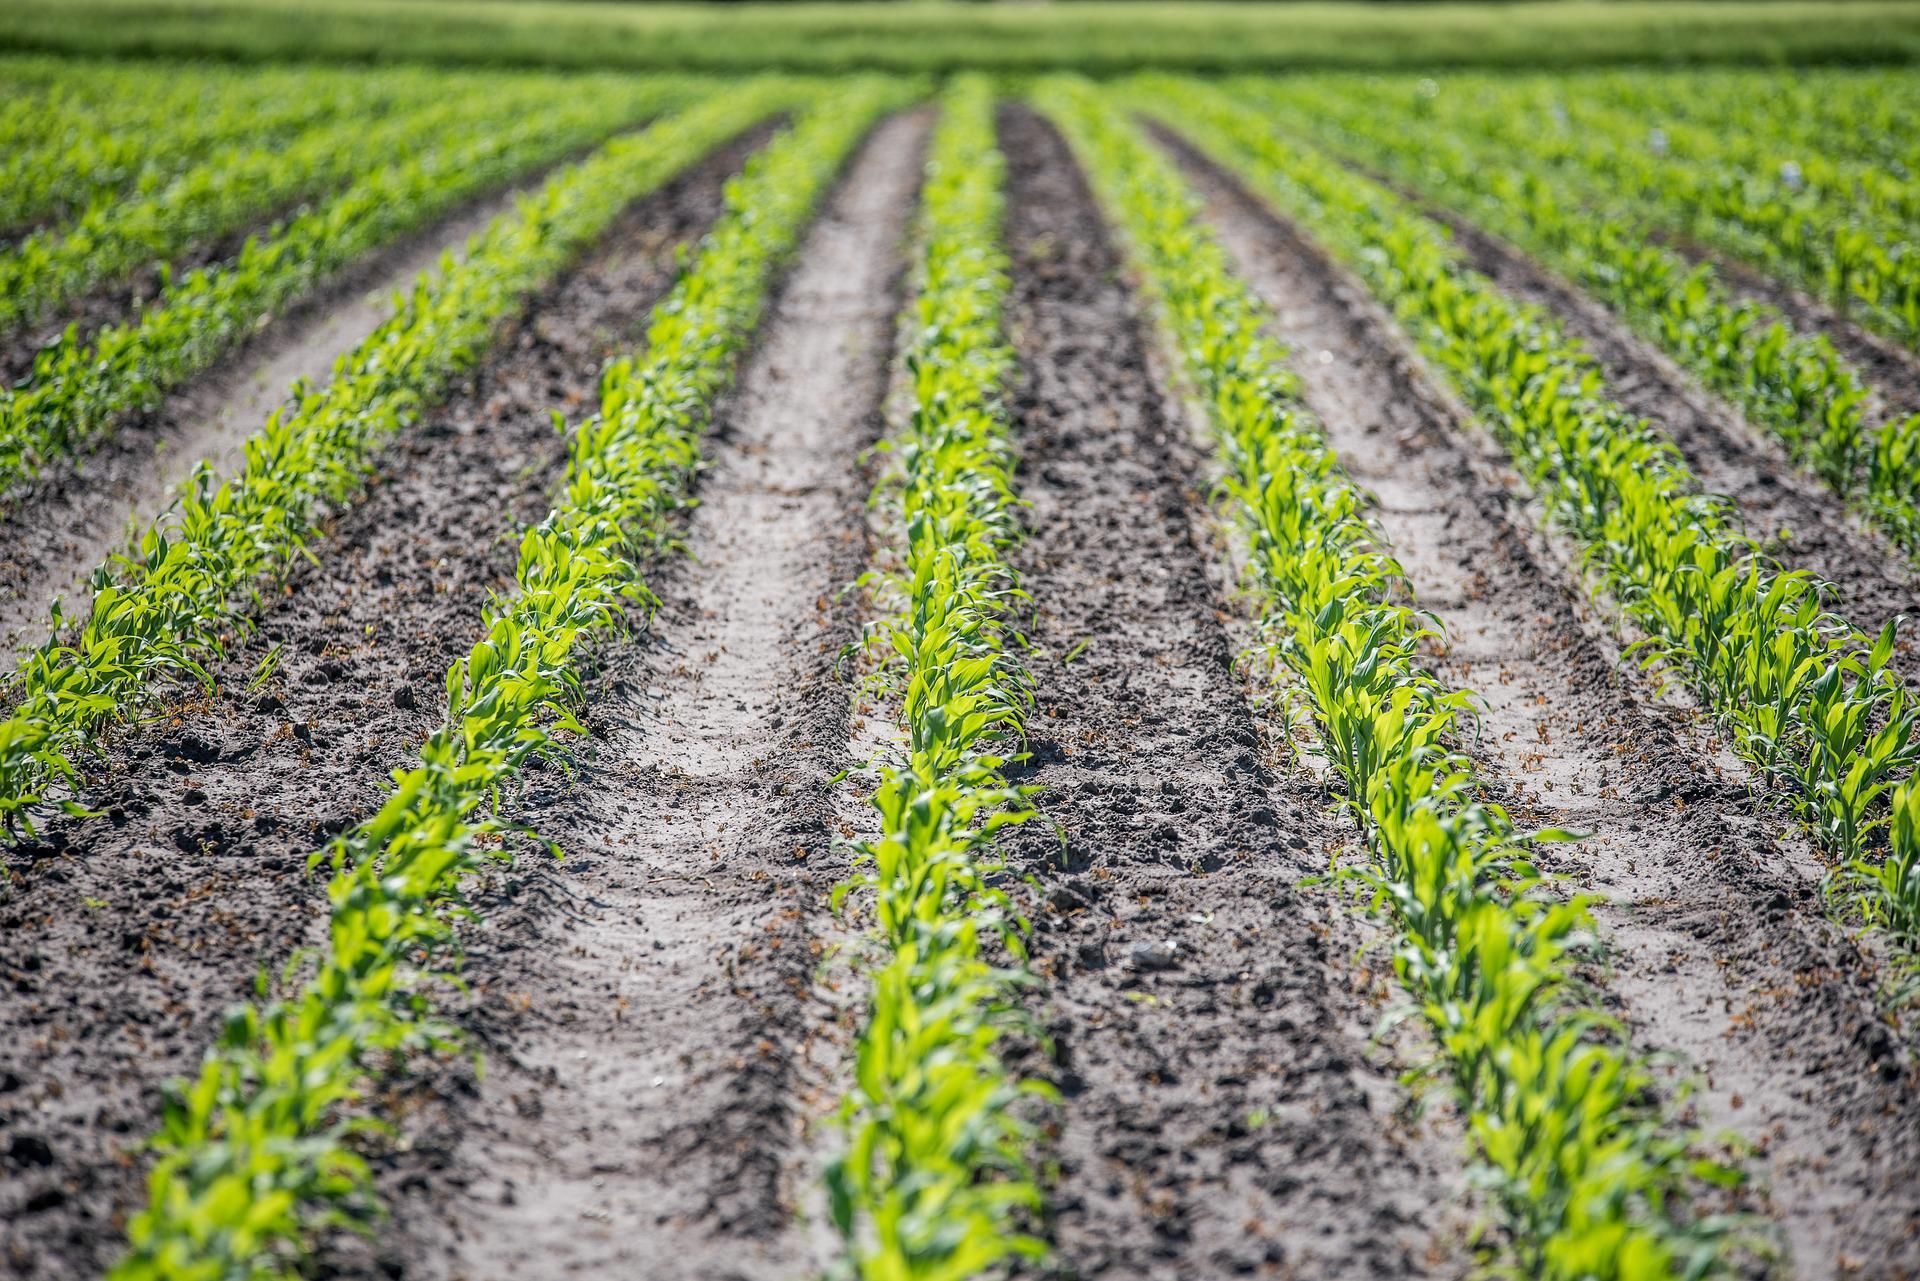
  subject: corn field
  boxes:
[3,28,1920,1281]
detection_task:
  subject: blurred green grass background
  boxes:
[7,0,1920,73]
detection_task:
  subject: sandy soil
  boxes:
[1416,200,1920,661]
[355,110,926,1281]
[998,105,1456,1281]
[0,128,654,661]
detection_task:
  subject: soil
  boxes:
[0,138,625,662]
[7,95,1920,1281]
[997,105,1456,1281]
[0,225,266,391]
[1156,122,1920,1281]
[0,126,765,1281]
[348,110,926,1281]
[1406,196,1920,662]
[1668,237,1920,423]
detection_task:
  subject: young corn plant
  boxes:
[1231,77,1920,561]
[0,84,802,835]
[0,58,446,234]
[111,79,911,1281]
[1130,77,1920,995]
[1037,76,1736,1281]
[828,77,1052,1281]
[1378,72,1920,352]
[0,74,704,495]
[1,85,535,341]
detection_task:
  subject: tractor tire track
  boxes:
[359,110,925,1281]
[1163,126,1920,1281]
[0,131,764,1281]
[998,105,1452,1281]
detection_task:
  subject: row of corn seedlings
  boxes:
[0,85,801,834]
[1036,76,1734,1281]
[1545,75,1920,232]
[1234,77,1920,556]
[0,72,564,339]
[0,74,702,495]
[1132,77,1920,995]
[1361,72,1920,352]
[109,78,908,1281]
[827,76,1050,1281]
[1555,66,1920,182]
[0,56,438,234]
[1415,71,1920,244]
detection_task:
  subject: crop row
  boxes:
[0,74,699,496]
[1132,78,1920,987]
[0,57,457,235]
[829,76,1048,1280]
[1382,74,1920,351]
[1435,70,1920,244]
[1552,68,1920,190]
[110,78,905,1281]
[1239,77,1920,555]
[0,84,799,832]
[0,67,594,340]
[1041,76,1728,1279]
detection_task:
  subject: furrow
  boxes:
[0,133,757,1281]
[1167,127,1920,1281]
[0,88,797,829]
[996,103,1448,1281]
[0,145,599,663]
[359,109,924,1281]
[1133,78,1920,994]
[1684,244,1920,423]
[0,76,698,505]
[1415,201,1920,652]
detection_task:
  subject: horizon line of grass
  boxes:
[5,1,1920,74]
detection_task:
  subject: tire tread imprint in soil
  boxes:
[1153,122,1920,1281]
[997,103,1448,1281]
[0,128,770,1281]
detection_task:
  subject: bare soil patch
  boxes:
[0,132,640,660]
[1410,200,1920,657]
[1669,238,1920,423]
[0,129,763,1281]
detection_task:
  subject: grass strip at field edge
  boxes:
[7,1,1920,74]
[1134,78,1920,1004]
[108,77,912,1281]
[827,75,1052,1280]
[0,84,802,835]
[1037,74,1747,1281]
